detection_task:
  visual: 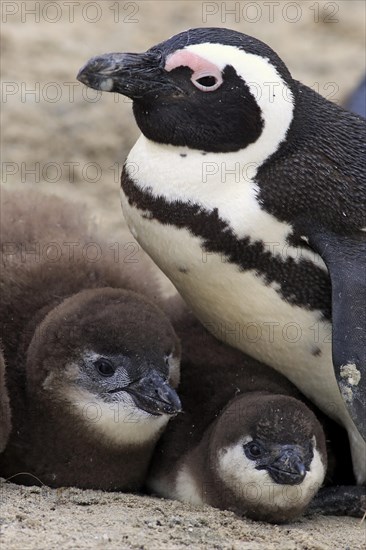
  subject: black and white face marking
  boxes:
[132,50,264,153]
[216,433,325,517]
[208,394,327,517]
[77,27,295,154]
[47,349,181,447]
[72,349,181,417]
[243,438,312,485]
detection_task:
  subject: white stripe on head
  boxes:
[166,42,294,167]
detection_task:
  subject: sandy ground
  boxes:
[1,480,365,550]
[1,1,366,548]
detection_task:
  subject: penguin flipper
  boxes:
[298,222,366,441]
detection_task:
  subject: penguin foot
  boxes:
[306,485,366,518]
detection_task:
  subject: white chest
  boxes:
[122,193,333,400]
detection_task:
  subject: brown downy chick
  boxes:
[148,303,327,523]
[0,188,181,490]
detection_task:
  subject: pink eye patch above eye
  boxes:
[165,50,223,91]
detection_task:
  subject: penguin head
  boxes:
[26,287,181,446]
[209,392,326,522]
[77,27,295,154]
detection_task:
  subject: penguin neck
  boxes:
[124,134,285,246]
[123,131,325,263]
[128,119,293,196]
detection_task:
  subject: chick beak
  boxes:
[123,371,182,416]
[267,446,307,485]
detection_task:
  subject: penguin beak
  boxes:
[77,52,181,99]
[266,445,307,485]
[122,371,182,417]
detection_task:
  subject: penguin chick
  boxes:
[0,343,11,453]
[147,307,327,523]
[0,189,181,490]
[78,27,366,482]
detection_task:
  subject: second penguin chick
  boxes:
[0,189,181,490]
[147,307,327,523]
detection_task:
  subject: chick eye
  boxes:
[245,441,264,460]
[191,74,222,92]
[95,359,115,377]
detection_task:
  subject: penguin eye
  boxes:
[191,74,222,92]
[244,441,264,460]
[95,359,115,377]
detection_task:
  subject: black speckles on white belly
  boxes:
[121,169,331,317]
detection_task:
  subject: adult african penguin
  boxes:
[148,300,363,522]
[0,189,181,490]
[77,28,366,483]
